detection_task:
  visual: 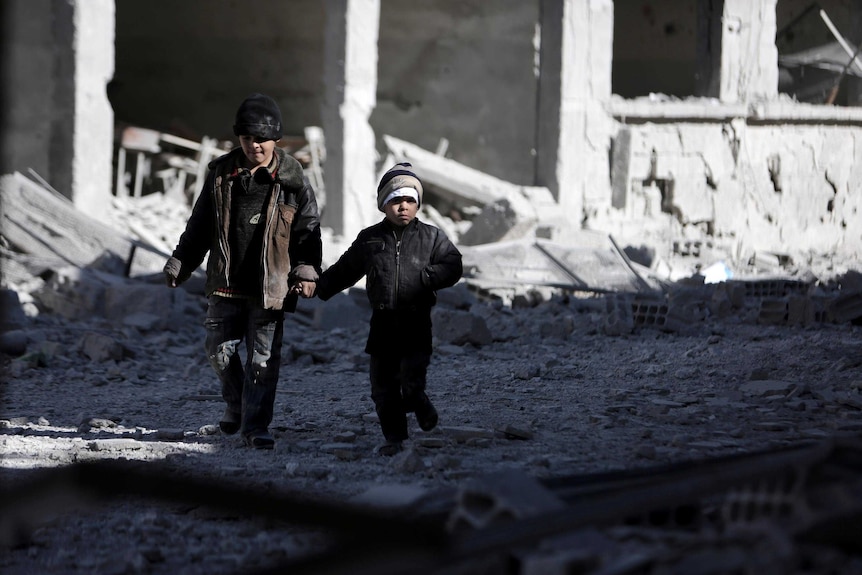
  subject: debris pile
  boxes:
[2,132,862,575]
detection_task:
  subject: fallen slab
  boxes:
[460,233,658,302]
[382,135,559,245]
[1,172,133,268]
[383,134,528,207]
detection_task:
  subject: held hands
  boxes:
[288,264,319,299]
[290,280,316,298]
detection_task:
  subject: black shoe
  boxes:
[415,393,438,432]
[219,421,241,435]
[219,409,241,435]
[245,431,275,450]
[376,440,403,457]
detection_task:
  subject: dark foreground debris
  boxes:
[2,434,861,574]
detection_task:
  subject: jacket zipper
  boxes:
[394,232,401,305]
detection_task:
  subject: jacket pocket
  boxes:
[363,238,385,254]
[276,204,296,238]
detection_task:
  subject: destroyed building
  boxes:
[4,3,862,574]
[3,0,862,280]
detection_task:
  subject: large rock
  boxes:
[311,289,371,332]
[33,264,187,330]
[433,308,492,346]
[0,288,28,331]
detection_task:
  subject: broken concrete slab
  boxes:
[1,172,135,269]
[1,172,187,284]
[383,134,534,207]
[382,135,559,244]
[32,264,188,330]
[461,234,658,303]
[458,186,561,246]
[446,468,566,533]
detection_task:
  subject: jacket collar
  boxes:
[228,151,279,180]
[211,147,305,188]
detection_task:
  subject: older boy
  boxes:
[309,163,462,456]
[164,93,321,449]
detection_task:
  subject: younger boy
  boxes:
[309,162,463,456]
[164,93,322,449]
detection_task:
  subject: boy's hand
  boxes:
[288,264,319,298]
[163,257,182,288]
[291,281,316,298]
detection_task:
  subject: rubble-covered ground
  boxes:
[2,192,862,574]
[3,280,862,574]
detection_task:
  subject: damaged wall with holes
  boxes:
[5,0,862,266]
[577,0,862,266]
[602,121,862,260]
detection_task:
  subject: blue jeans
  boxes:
[204,296,284,437]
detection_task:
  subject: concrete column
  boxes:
[0,0,114,223]
[535,0,563,197]
[321,0,380,240]
[1,0,56,182]
[720,0,778,103]
[71,0,116,222]
[536,0,614,222]
[847,3,862,105]
[695,0,723,98]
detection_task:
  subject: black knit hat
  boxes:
[377,162,423,212]
[233,93,283,140]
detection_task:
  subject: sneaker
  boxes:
[219,409,241,435]
[245,431,275,450]
[376,440,403,457]
[415,393,438,432]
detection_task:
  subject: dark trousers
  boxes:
[204,296,284,437]
[369,353,431,442]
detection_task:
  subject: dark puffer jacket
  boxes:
[317,218,462,310]
[169,147,322,310]
[316,217,462,354]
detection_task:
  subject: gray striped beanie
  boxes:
[376,162,423,212]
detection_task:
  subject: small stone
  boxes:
[156,428,185,441]
[198,424,219,436]
[497,424,534,440]
[333,431,357,443]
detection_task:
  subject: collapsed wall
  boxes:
[5,0,861,274]
[592,107,862,267]
[587,109,862,260]
[559,0,862,272]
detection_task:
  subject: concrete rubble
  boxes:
[5,1,862,571]
[3,141,862,573]
[5,155,862,361]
